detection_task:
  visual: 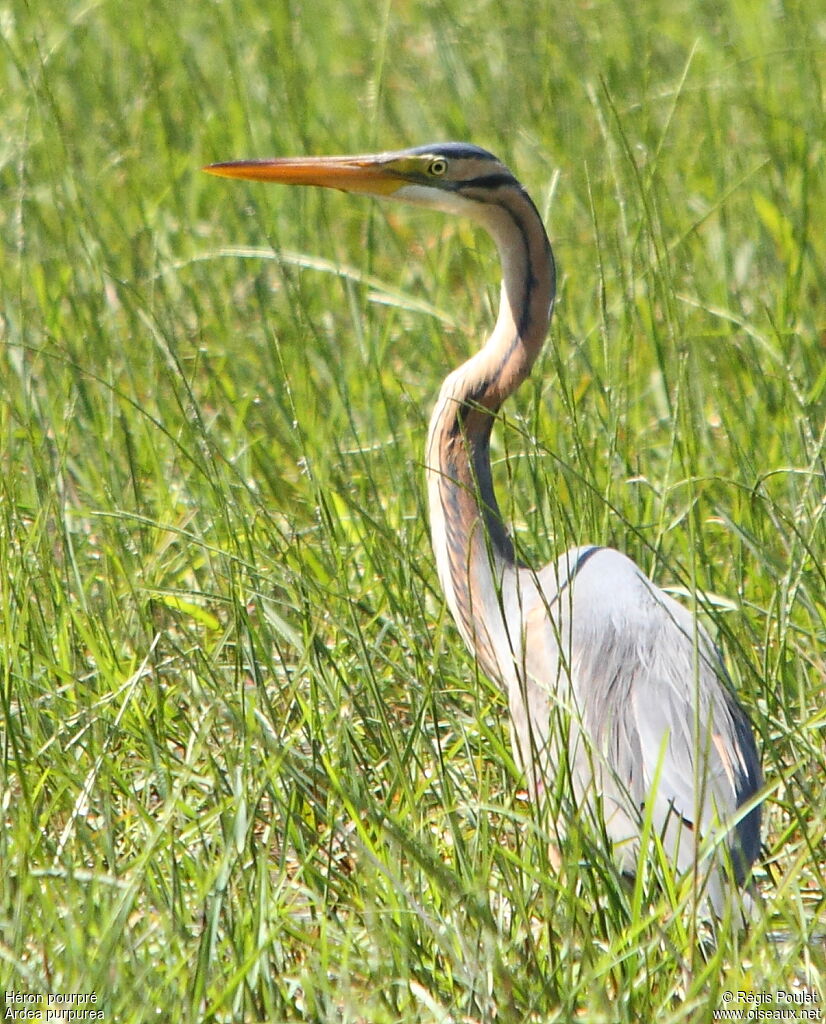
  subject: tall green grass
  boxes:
[1,0,823,1020]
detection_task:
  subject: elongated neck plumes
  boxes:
[426,183,556,672]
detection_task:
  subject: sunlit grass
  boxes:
[1,0,824,1020]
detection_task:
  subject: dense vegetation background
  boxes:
[1,0,823,1020]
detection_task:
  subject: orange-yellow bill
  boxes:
[203,155,404,195]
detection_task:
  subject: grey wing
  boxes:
[517,547,762,896]
[624,629,762,884]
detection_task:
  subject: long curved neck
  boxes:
[426,183,555,674]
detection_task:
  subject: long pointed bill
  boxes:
[203,154,405,196]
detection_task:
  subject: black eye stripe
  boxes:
[464,173,517,190]
[436,172,517,192]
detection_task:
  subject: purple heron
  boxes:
[205,143,762,916]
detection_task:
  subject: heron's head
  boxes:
[204,143,521,218]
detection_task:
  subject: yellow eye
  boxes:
[428,158,448,176]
